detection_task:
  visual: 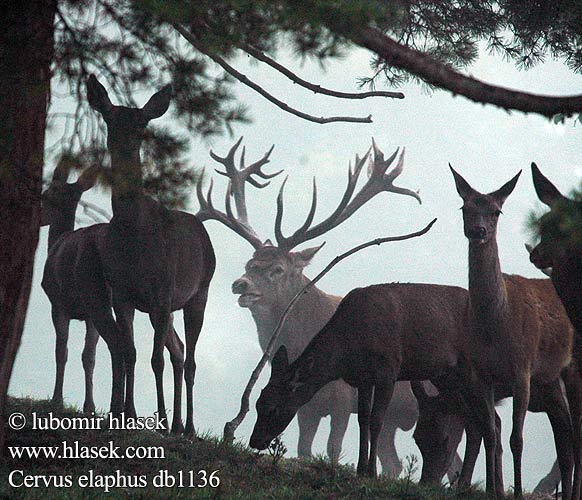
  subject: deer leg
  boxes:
[368,375,395,478]
[296,408,319,458]
[90,312,124,415]
[461,381,497,497]
[533,460,561,496]
[51,307,69,407]
[357,385,373,476]
[376,423,401,478]
[447,451,463,485]
[494,411,505,498]
[164,324,184,435]
[459,418,481,489]
[563,360,582,500]
[150,306,172,433]
[182,288,210,436]
[328,409,350,464]
[532,378,574,500]
[82,320,99,414]
[510,375,531,500]
[114,300,136,418]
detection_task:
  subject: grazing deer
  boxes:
[450,166,577,499]
[412,370,577,495]
[197,138,430,476]
[86,76,216,434]
[250,282,474,478]
[40,160,124,414]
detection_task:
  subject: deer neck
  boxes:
[290,334,343,400]
[468,238,508,329]
[47,209,76,249]
[253,276,334,362]
[109,149,145,213]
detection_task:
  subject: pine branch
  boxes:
[240,43,404,100]
[174,24,374,125]
[223,218,437,443]
[356,27,582,118]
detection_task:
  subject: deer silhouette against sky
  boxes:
[87,76,215,434]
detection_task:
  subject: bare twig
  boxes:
[174,24,374,124]
[79,200,111,222]
[222,217,438,443]
[356,27,582,118]
[240,43,404,100]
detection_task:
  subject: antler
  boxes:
[196,138,280,249]
[274,139,421,251]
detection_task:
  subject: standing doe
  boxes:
[450,166,577,500]
[87,76,215,434]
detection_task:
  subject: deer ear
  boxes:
[531,163,566,207]
[271,346,289,380]
[292,243,325,268]
[489,170,521,206]
[87,75,112,116]
[449,164,476,200]
[142,84,172,121]
[76,165,100,192]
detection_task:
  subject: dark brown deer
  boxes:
[87,76,216,434]
[250,283,472,478]
[41,158,192,425]
[197,138,427,476]
[412,370,577,495]
[450,166,577,500]
[530,162,582,499]
[40,161,124,414]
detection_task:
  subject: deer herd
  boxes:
[36,77,582,500]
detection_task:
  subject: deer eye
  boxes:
[270,266,284,277]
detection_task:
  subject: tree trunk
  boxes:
[0,0,56,454]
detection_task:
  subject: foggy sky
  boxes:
[11,41,582,490]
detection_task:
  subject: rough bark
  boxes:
[0,0,57,454]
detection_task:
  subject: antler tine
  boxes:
[277,177,318,248]
[196,176,263,249]
[274,176,289,248]
[275,150,371,251]
[209,136,244,176]
[275,141,420,251]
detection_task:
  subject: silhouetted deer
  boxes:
[197,138,436,477]
[40,160,124,414]
[87,76,215,434]
[451,166,577,500]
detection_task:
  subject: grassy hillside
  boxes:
[0,397,548,500]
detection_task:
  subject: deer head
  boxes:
[197,138,420,314]
[86,75,172,187]
[450,165,521,245]
[41,158,100,228]
[249,346,312,450]
[530,162,582,271]
[411,381,465,484]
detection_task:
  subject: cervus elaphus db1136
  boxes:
[451,166,576,500]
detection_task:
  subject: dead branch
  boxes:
[174,23,374,124]
[240,43,404,100]
[223,217,438,443]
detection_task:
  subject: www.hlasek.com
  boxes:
[7,412,220,492]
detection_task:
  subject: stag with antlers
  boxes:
[196,138,435,477]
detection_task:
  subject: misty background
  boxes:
[10,42,582,489]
